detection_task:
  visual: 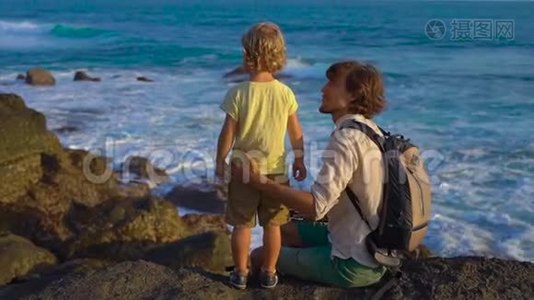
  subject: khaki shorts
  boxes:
[225,174,290,227]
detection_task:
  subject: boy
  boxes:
[216,22,306,289]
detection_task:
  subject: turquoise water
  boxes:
[1,0,533,261]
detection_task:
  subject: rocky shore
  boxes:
[1,91,533,299]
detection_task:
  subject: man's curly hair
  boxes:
[242,22,287,73]
[326,61,387,118]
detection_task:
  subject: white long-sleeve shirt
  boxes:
[311,114,384,268]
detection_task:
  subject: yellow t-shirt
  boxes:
[220,80,298,174]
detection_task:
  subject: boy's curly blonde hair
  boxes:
[241,22,287,73]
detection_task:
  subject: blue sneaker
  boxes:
[260,270,278,289]
[229,269,247,289]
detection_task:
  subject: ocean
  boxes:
[0,0,533,262]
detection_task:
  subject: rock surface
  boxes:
[0,234,57,286]
[145,231,232,272]
[25,68,56,86]
[1,257,532,300]
[63,197,190,260]
[117,155,170,186]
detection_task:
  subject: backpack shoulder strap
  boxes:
[340,120,384,231]
[345,187,372,231]
[340,120,385,152]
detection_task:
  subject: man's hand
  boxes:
[292,158,307,181]
[230,154,266,186]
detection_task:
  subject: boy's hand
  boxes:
[215,162,229,184]
[292,158,307,181]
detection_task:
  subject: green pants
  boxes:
[278,220,386,288]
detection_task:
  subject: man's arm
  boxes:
[255,178,316,219]
[215,114,238,178]
[232,128,360,221]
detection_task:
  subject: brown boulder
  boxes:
[0,94,63,202]
[0,233,57,286]
[25,68,56,86]
[0,94,151,252]
[63,197,190,260]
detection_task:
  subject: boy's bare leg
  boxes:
[232,226,251,274]
[262,225,281,273]
[251,222,303,273]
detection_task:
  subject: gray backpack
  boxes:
[341,120,432,267]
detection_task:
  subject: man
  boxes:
[231,60,388,287]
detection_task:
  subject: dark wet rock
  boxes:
[223,65,292,83]
[223,65,248,78]
[165,185,226,214]
[25,68,56,86]
[73,71,101,82]
[136,76,154,82]
[117,156,169,186]
[1,257,532,300]
[145,231,232,272]
[16,74,25,80]
[0,233,57,286]
[52,126,79,134]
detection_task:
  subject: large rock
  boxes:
[63,197,190,260]
[0,261,183,300]
[384,257,534,299]
[25,68,56,86]
[1,257,532,299]
[0,94,151,252]
[0,233,57,286]
[0,94,63,202]
[145,231,232,272]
